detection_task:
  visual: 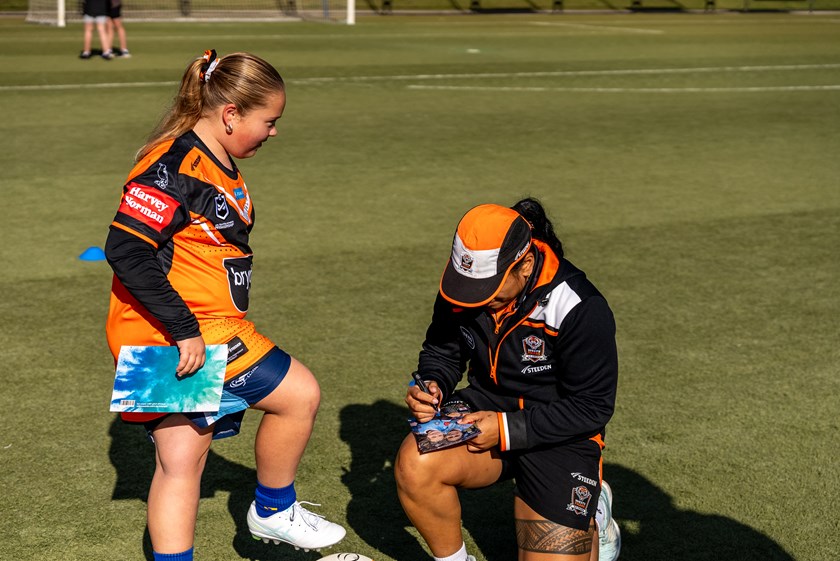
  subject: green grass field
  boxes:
[1,12,839,561]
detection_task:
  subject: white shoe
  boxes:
[247,500,346,551]
[597,481,621,561]
[466,557,476,561]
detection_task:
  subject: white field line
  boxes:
[0,81,179,91]
[527,21,664,34]
[291,63,840,84]
[406,84,840,93]
[2,63,840,92]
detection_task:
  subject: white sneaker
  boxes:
[466,556,476,561]
[597,481,621,561]
[247,500,346,551]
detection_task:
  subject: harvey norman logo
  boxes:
[120,182,179,231]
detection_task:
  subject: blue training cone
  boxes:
[79,246,106,261]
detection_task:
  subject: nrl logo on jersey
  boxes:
[521,335,547,362]
[154,163,169,189]
[215,193,229,220]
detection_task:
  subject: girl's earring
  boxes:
[225,123,233,134]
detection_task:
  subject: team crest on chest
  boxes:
[566,485,592,517]
[521,335,547,362]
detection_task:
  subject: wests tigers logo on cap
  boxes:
[459,253,474,272]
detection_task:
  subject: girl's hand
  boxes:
[175,336,206,377]
[405,379,442,423]
[460,411,500,452]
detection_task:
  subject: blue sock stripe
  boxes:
[153,547,194,561]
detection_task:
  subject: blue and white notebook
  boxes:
[110,345,228,413]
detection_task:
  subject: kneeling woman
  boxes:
[396,199,621,561]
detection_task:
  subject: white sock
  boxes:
[434,542,468,561]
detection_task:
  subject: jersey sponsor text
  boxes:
[119,182,179,231]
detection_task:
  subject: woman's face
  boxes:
[485,252,535,311]
[226,91,286,159]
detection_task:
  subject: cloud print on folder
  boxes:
[110,345,228,413]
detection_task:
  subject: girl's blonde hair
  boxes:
[136,50,285,162]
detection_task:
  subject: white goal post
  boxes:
[26,0,355,26]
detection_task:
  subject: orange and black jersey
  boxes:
[417,240,618,452]
[105,131,274,380]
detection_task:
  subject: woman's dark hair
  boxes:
[512,197,564,259]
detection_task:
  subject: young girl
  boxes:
[105,50,345,561]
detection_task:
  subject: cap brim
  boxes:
[440,259,511,308]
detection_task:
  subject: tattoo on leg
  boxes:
[515,519,593,554]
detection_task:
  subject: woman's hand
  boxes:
[460,411,500,452]
[405,379,442,423]
[175,335,206,378]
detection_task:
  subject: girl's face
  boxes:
[226,91,286,159]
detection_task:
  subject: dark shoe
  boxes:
[79,51,92,59]
[101,50,114,60]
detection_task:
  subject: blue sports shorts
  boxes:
[145,346,291,440]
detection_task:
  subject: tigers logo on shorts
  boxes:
[566,485,592,517]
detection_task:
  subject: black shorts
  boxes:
[456,388,603,530]
[499,438,603,530]
[83,0,109,17]
[455,387,604,530]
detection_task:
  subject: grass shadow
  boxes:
[109,412,795,561]
[605,464,795,561]
[108,414,319,561]
[339,400,429,560]
[339,400,517,561]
